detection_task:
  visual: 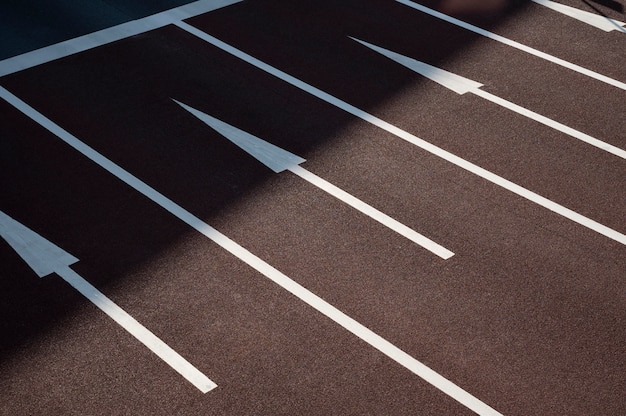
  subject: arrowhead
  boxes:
[0,211,78,277]
[350,37,483,95]
[173,100,306,173]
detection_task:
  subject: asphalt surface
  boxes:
[1,1,625,415]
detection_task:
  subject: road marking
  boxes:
[394,0,626,91]
[172,22,626,247]
[0,0,242,78]
[0,86,502,416]
[531,0,626,32]
[351,38,626,160]
[174,100,455,259]
[0,210,216,393]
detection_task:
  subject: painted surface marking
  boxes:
[0,210,217,393]
[0,0,242,78]
[531,0,626,32]
[174,100,455,259]
[394,0,626,91]
[0,86,501,416]
[352,37,626,160]
[174,22,626,247]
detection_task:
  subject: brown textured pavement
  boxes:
[1,1,624,415]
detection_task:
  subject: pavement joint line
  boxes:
[173,21,626,247]
[395,0,626,91]
[0,84,504,416]
[0,0,243,78]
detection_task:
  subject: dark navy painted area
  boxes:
[0,0,197,59]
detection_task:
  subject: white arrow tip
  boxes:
[173,99,306,173]
[0,211,78,277]
[350,37,483,95]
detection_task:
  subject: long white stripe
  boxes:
[471,89,626,159]
[0,0,242,78]
[58,267,217,393]
[394,0,626,91]
[531,0,626,32]
[173,22,626,246]
[0,86,503,415]
[289,165,454,259]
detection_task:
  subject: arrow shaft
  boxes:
[57,266,216,393]
[0,0,243,77]
[471,88,626,160]
[288,165,454,259]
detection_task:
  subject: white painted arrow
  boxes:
[531,0,626,32]
[394,0,626,91]
[0,210,216,393]
[174,100,454,260]
[351,38,626,161]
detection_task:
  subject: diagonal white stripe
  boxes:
[59,267,217,393]
[289,165,455,259]
[0,0,242,77]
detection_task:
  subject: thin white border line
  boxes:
[0,0,243,78]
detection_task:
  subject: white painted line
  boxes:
[394,0,626,91]
[172,22,626,247]
[61,267,217,393]
[352,37,626,160]
[0,210,216,393]
[473,88,626,159]
[0,0,242,78]
[0,86,502,416]
[289,165,455,259]
[531,0,626,32]
[173,100,454,259]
